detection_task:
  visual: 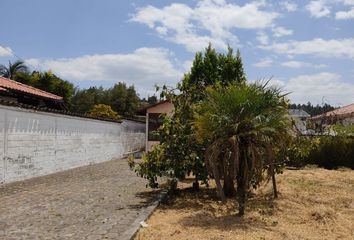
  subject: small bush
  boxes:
[87,104,121,120]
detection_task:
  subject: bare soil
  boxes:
[135,167,354,240]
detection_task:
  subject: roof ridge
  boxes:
[0,76,63,100]
[1,77,62,98]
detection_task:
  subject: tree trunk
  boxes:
[212,162,226,202]
[237,150,248,216]
[272,169,278,198]
[237,185,246,215]
[193,176,200,191]
[267,145,278,199]
[223,155,236,197]
[223,176,236,197]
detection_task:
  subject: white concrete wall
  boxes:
[0,105,145,183]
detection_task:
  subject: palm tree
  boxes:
[194,82,292,215]
[0,60,28,79]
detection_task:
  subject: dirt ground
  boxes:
[135,167,354,240]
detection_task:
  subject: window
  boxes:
[148,113,165,141]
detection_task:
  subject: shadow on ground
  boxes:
[127,190,163,209]
[158,183,278,232]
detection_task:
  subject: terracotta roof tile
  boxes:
[312,103,354,119]
[0,76,63,101]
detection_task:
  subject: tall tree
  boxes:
[194,82,292,215]
[125,85,140,116]
[70,87,102,113]
[109,82,128,114]
[147,95,158,105]
[0,60,28,79]
[133,45,247,191]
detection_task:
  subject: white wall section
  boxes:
[0,105,145,183]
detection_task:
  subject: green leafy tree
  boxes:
[147,95,158,105]
[71,88,97,113]
[194,82,292,215]
[14,70,74,105]
[88,104,121,120]
[109,82,128,114]
[0,60,28,79]
[71,87,108,113]
[125,85,140,116]
[71,83,140,117]
[132,45,247,190]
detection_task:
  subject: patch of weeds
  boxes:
[310,207,336,223]
[304,164,319,169]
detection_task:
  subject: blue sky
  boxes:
[1,0,353,106]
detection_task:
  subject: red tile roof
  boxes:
[312,103,354,120]
[0,76,63,101]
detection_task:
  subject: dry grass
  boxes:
[135,168,354,240]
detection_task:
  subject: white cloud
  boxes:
[336,7,354,19]
[26,48,183,97]
[260,38,354,59]
[340,0,354,5]
[253,58,273,67]
[281,61,327,68]
[272,72,354,105]
[280,1,298,12]
[0,46,13,57]
[306,0,331,18]
[256,31,269,45]
[131,1,278,52]
[272,26,293,37]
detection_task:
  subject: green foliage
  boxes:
[285,134,354,169]
[1,61,74,104]
[71,87,108,113]
[285,137,320,168]
[133,45,248,189]
[1,61,142,116]
[180,45,246,101]
[332,124,354,136]
[309,136,354,169]
[147,95,158,105]
[71,82,140,117]
[15,70,74,104]
[87,104,121,120]
[0,60,28,79]
[194,81,292,212]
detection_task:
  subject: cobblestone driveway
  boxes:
[0,158,161,240]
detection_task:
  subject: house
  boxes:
[311,103,354,127]
[288,109,310,134]
[0,76,66,110]
[138,100,174,151]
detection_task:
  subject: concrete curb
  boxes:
[120,189,168,240]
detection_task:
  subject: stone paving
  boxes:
[0,158,162,240]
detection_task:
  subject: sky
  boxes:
[0,0,353,106]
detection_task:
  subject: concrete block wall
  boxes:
[0,105,145,183]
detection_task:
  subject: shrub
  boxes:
[87,104,121,120]
[285,137,319,168]
[309,136,354,169]
[286,136,354,169]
